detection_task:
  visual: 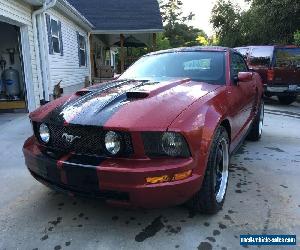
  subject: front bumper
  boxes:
[264,84,300,96]
[23,136,203,208]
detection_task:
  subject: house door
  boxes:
[0,21,28,112]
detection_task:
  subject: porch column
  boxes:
[120,34,125,73]
[152,33,157,52]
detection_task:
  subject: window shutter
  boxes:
[76,31,80,66]
[45,13,53,55]
[58,21,64,56]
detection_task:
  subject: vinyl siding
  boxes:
[46,9,90,94]
[0,0,41,110]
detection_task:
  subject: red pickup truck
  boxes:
[235,45,300,105]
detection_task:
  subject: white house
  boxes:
[0,0,163,113]
[0,0,93,112]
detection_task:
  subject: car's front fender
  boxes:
[168,98,230,177]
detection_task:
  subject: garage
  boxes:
[0,0,41,114]
[0,21,27,112]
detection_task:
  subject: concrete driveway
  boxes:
[0,99,299,250]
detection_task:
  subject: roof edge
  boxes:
[56,0,94,30]
[91,29,164,35]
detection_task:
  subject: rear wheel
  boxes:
[247,100,264,141]
[187,126,229,214]
[277,95,297,105]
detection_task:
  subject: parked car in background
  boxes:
[235,45,300,105]
[23,47,264,214]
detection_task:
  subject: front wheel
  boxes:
[187,126,229,214]
[277,95,297,105]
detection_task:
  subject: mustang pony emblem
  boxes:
[62,133,81,143]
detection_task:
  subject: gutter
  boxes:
[92,29,164,35]
[32,0,57,103]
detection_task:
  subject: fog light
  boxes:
[146,175,170,184]
[39,123,50,143]
[172,170,192,181]
[105,131,121,155]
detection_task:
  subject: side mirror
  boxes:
[234,72,253,85]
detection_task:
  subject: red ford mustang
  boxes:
[23,47,264,214]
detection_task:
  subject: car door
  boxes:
[229,52,255,139]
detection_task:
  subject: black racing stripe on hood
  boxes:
[43,79,149,126]
[42,80,127,125]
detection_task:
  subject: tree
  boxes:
[210,0,243,47]
[294,30,300,46]
[250,0,300,44]
[211,0,300,47]
[156,33,172,50]
[160,0,208,47]
[160,0,194,26]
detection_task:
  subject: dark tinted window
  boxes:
[120,51,226,84]
[249,47,273,67]
[51,19,60,53]
[231,53,248,79]
[274,48,300,68]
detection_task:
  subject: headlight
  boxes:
[39,123,50,143]
[161,132,186,157]
[142,132,190,157]
[105,131,121,155]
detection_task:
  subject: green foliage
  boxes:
[159,0,209,48]
[211,0,243,47]
[156,33,172,50]
[294,30,300,46]
[211,0,300,47]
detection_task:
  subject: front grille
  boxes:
[33,122,133,157]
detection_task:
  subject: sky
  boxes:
[181,0,250,36]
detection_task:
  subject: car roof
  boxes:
[148,46,230,56]
[234,45,300,50]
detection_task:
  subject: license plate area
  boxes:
[64,165,99,192]
[288,85,298,91]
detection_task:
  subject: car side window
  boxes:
[231,53,248,79]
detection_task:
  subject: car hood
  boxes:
[30,78,220,130]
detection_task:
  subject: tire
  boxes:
[187,126,229,214]
[247,99,264,141]
[277,95,297,105]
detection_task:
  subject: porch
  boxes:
[67,0,163,84]
[89,32,158,83]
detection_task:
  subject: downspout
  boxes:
[32,0,57,104]
[87,32,92,83]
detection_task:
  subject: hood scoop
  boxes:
[126,91,149,99]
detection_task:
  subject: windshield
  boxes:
[119,51,226,85]
[248,46,273,67]
[235,47,250,59]
[274,48,300,68]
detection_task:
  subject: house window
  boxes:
[78,34,86,66]
[45,14,63,55]
[50,19,60,53]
